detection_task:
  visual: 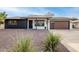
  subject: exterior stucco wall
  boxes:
[76,23,79,29]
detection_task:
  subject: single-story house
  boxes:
[4,13,77,30]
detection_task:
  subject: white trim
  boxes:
[33,20,46,29]
[70,20,73,29]
[48,20,50,30]
[27,20,29,29]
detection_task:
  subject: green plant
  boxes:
[44,33,60,52]
[0,12,7,24]
[13,38,33,52]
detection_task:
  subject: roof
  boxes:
[6,15,78,22]
[72,20,79,22]
[51,17,75,21]
[28,15,53,18]
[6,16,27,19]
[6,13,53,19]
[27,13,53,18]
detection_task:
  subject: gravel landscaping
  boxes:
[0,29,70,52]
[0,29,48,52]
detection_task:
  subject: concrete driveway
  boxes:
[50,29,79,52]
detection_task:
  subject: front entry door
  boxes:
[29,20,33,29]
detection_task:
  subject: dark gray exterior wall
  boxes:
[5,19,27,29]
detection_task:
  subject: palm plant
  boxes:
[44,33,60,52]
[0,12,7,29]
[0,12,7,23]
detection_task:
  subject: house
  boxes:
[5,13,77,30]
[72,20,79,29]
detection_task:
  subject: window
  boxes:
[8,20,17,25]
[35,20,44,26]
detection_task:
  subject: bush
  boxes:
[44,34,60,52]
[13,38,32,52]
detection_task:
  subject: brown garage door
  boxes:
[50,21,69,29]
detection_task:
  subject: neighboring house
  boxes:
[72,20,79,29]
[4,13,78,30]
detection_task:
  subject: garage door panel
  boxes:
[50,21,69,29]
[54,21,69,29]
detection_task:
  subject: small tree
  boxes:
[0,12,7,24]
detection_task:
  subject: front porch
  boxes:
[27,18,50,30]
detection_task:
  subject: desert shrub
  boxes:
[44,34,60,52]
[13,38,33,52]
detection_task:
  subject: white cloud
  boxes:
[0,7,52,17]
[1,7,79,18]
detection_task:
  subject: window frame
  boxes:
[35,20,44,26]
[8,20,17,25]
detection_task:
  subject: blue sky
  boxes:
[0,7,79,18]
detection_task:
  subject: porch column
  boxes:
[47,18,48,30]
[45,19,47,30]
[48,19,50,30]
[70,20,73,30]
[33,20,35,29]
[27,19,29,29]
[36,18,37,30]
